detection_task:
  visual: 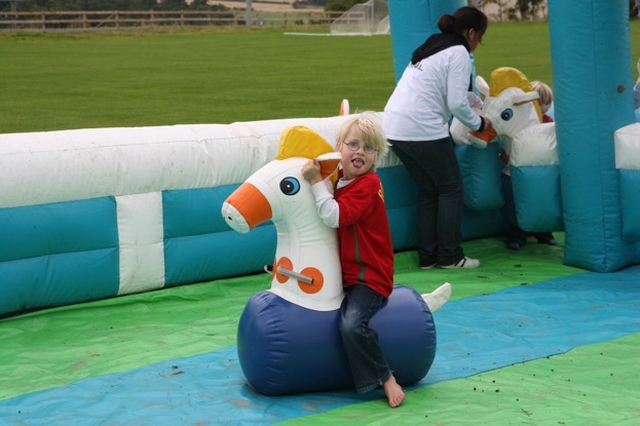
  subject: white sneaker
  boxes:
[439,256,480,269]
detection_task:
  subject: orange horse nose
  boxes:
[222,182,273,233]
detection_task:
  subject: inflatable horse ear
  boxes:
[476,74,490,98]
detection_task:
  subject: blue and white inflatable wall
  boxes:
[0,112,509,318]
[0,119,346,317]
[388,0,640,272]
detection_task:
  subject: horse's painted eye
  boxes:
[280,177,300,196]
[501,109,514,121]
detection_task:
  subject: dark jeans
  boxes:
[340,284,391,393]
[390,137,464,266]
[500,172,527,244]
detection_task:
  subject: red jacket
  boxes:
[335,172,395,298]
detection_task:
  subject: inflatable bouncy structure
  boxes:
[222,126,438,396]
[388,0,640,272]
[1,0,638,320]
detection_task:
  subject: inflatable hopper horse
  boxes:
[461,67,562,232]
[460,67,557,159]
[221,125,449,396]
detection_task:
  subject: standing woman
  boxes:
[382,6,490,269]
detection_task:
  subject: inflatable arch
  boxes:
[388,0,640,272]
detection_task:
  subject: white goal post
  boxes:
[330,0,389,36]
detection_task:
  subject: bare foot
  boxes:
[383,375,405,408]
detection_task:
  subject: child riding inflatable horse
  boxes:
[222,125,449,396]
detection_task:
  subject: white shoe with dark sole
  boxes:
[438,256,480,269]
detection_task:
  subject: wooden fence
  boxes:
[0,10,344,32]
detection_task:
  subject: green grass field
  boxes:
[1,22,639,134]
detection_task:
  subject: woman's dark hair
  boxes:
[437,6,488,35]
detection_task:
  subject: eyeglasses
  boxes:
[343,141,378,154]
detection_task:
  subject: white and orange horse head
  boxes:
[453,67,545,148]
[476,66,543,140]
[221,126,343,311]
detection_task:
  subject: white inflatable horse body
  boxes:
[221,125,445,396]
[472,67,563,233]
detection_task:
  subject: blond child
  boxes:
[531,80,554,123]
[301,112,404,408]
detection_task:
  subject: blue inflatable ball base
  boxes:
[237,285,436,396]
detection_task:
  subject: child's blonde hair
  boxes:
[335,112,390,169]
[531,80,553,106]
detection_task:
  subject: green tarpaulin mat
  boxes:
[1,235,639,425]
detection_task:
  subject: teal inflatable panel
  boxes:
[0,248,119,317]
[0,197,118,261]
[378,150,508,247]
[386,207,418,250]
[162,186,276,286]
[164,226,276,286]
[460,207,506,241]
[0,197,119,317]
[511,165,564,232]
[456,143,504,212]
[163,186,238,237]
[378,165,418,250]
[378,165,416,211]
